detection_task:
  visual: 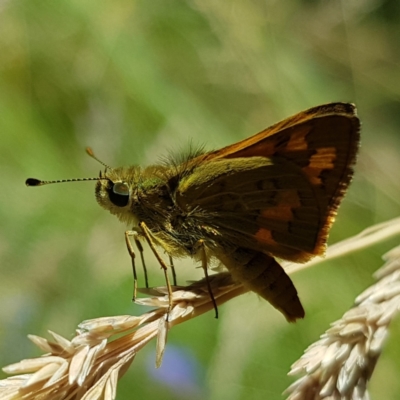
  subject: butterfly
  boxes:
[27,102,360,322]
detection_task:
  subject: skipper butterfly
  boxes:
[27,102,360,321]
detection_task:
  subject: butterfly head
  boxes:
[94,165,142,225]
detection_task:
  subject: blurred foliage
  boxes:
[1,0,400,399]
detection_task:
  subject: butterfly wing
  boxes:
[176,103,360,262]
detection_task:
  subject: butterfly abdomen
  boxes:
[218,247,305,322]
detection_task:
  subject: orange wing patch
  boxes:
[302,147,337,185]
[254,227,276,246]
[285,125,309,152]
[257,189,300,221]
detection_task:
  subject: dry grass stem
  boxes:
[285,244,400,400]
[3,217,400,399]
[1,273,246,400]
[285,216,400,274]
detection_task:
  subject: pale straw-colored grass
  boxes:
[284,219,400,400]
[1,274,246,400]
[2,217,400,400]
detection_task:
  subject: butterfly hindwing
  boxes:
[176,156,320,261]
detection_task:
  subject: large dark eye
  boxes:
[107,182,130,207]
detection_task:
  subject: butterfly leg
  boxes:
[169,255,177,286]
[125,230,151,300]
[125,231,139,300]
[196,239,219,319]
[139,222,173,315]
[133,235,149,288]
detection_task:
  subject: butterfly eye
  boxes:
[108,182,130,207]
[113,182,129,196]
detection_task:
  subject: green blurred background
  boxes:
[1,1,400,399]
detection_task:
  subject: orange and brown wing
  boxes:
[176,157,320,261]
[178,103,360,261]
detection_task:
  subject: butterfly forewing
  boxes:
[185,102,360,260]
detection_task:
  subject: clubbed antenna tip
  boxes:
[26,178,43,187]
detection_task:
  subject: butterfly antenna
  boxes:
[25,148,113,187]
[26,177,102,187]
[86,147,113,170]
